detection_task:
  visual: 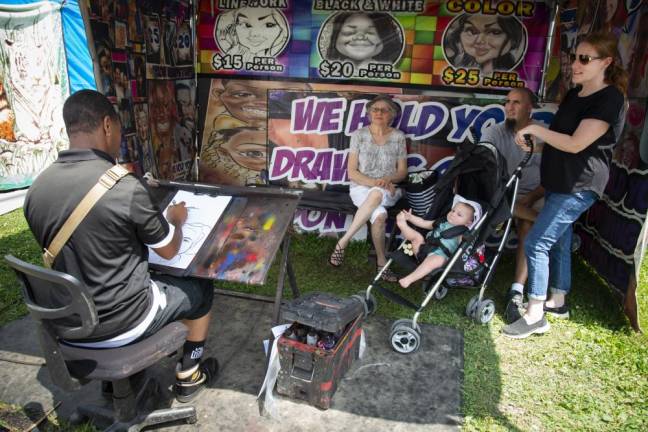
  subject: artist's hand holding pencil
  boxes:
[167,200,188,227]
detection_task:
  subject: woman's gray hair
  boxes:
[366,95,400,116]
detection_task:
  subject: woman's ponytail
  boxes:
[605,60,629,96]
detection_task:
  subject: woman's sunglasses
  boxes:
[569,53,605,65]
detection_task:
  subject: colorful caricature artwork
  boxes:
[193,199,284,285]
[316,11,405,79]
[86,0,196,179]
[199,79,313,186]
[197,1,551,91]
[200,2,298,76]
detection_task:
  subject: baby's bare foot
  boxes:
[399,278,411,289]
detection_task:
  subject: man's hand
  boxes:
[167,201,188,226]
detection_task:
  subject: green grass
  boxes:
[1,209,646,431]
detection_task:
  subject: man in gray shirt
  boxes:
[480,88,544,323]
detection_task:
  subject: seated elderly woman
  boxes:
[329,95,408,282]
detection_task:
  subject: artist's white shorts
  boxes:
[349,185,402,224]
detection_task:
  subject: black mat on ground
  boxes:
[0,293,463,431]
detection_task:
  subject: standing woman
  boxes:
[329,95,408,282]
[503,33,628,338]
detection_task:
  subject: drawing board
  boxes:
[148,190,232,270]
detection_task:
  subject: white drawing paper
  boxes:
[148,190,232,270]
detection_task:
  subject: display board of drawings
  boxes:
[0,2,69,190]
[82,0,197,181]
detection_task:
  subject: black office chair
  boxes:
[5,255,197,431]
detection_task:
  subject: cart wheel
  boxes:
[351,294,369,317]
[390,324,421,354]
[434,284,449,300]
[390,318,419,334]
[465,295,480,317]
[474,299,495,324]
[366,292,378,315]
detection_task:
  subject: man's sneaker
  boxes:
[544,304,570,319]
[174,357,219,403]
[504,292,524,324]
[502,315,550,339]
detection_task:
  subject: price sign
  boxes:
[442,67,480,86]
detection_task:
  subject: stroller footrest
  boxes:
[387,250,418,273]
[374,284,419,311]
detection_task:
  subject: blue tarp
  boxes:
[1,0,95,92]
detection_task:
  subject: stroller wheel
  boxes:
[474,299,496,324]
[390,324,421,354]
[466,295,480,317]
[433,284,449,300]
[390,318,421,334]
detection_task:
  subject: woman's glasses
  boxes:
[569,53,605,65]
[369,107,392,114]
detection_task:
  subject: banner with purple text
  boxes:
[267,90,555,191]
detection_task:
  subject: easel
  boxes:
[155,180,302,324]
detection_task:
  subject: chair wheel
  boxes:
[465,295,480,317]
[434,284,449,300]
[474,299,495,324]
[390,324,421,354]
[186,414,198,424]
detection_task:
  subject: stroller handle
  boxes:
[519,134,534,168]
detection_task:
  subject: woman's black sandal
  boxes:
[379,267,399,283]
[329,244,345,267]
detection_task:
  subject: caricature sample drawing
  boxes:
[214,7,290,65]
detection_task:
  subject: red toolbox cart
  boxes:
[276,292,365,409]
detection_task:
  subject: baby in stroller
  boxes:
[396,194,482,288]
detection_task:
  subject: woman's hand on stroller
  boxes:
[514,126,537,152]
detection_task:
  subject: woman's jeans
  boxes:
[524,190,597,301]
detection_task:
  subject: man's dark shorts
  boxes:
[138,274,214,340]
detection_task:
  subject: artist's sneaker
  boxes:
[544,304,570,319]
[504,292,524,324]
[174,357,219,403]
[502,315,550,339]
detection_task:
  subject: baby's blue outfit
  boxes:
[424,221,461,260]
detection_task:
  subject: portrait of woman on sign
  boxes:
[443,13,527,77]
[318,11,404,74]
[214,7,290,66]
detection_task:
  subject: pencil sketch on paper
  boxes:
[148,190,232,270]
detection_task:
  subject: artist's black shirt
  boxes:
[24,149,170,341]
[541,85,624,196]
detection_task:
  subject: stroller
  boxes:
[353,134,534,354]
